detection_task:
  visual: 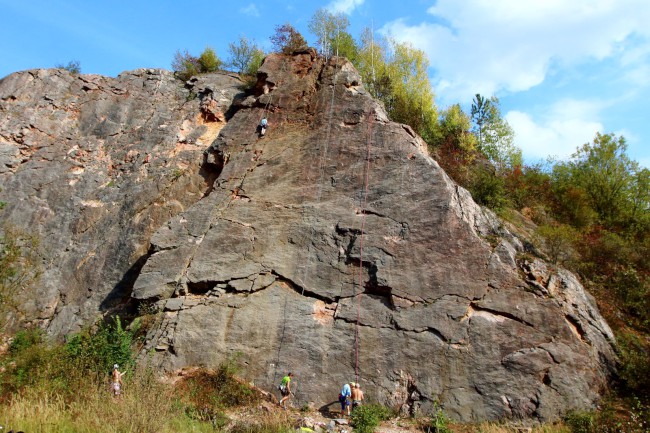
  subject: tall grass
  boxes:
[0,371,214,433]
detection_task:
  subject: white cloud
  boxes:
[327,0,364,15]
[380,0,650,104]
[506,99,606,161]
[240,3,260,17]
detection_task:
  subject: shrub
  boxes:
[56,60,81,74]
[429,401,452,433]
[8,327,44,355]
[64,315,141,376]
[536,223,578,265]
[198,46,222,73]
[350,403,391,433]
[617,331,650,395]
[172,49,200,81]
[564,410,594,433]
[172,47,223,81]
[177,356,259,416]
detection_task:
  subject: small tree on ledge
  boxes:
[270,23,307,54]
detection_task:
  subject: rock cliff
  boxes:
[0,51,617,422]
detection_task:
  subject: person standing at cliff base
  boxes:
[279,372,293,409]
[339,381,352,415]
[351,382,364,410]
[111,364,124,397]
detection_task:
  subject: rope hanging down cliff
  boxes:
[295,54,342,296]
[354,104,375,385]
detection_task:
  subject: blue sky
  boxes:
[1,0,648,167]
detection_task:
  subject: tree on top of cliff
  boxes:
[308,8,358,62]
[172,46,223,81]
[227,36,265,76]
[270,23,308,54]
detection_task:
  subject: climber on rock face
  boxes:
[258,117,268,138]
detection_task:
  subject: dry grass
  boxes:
[447,421,570,433]
[0,371,214,433]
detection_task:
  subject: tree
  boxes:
[333,31,359,64]
[308,8,355,59]
[355,27,390,100]
[384,41,438,143]
[555,132,647,229]
[270,23,307,54]
[471,94,519,171]
[433,104,478,185]
[536,223,578,265]
[197,46,222,73]
[354,31,437,143]
[227,36,265,75]
[470,94,491,146]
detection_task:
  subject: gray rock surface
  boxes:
[0,67,243,334]
[0,54,617,422]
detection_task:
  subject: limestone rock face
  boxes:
[0,67,243,334]
[0,55,617,422]
[132,53,616,422]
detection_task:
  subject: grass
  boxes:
[0,370,216,433]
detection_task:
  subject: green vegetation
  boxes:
[308,8,357,61]
[349,403,392,433]
[171,46,223,81]
[56,60,81,74]
[0,327,278,432]
[227,35,265,76]
[429,401,452,433]
[270,23,307,54]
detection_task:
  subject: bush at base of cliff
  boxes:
[350,403,392,433]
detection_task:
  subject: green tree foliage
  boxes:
[270,23,307,54]
[432,104,478,185]
[227,36,265,75]
[468,165,508,211]
[355,29,437,143]
[308,8,358,61]
[172,47,222,81]
[388,42,438,143]
[56,60,81,74]
[471,94,519,171]
[536,223,578,265]
[552,132,649,231]
[198,46,222,73]
[617,331,650,396]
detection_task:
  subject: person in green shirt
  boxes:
[279,372,294,409]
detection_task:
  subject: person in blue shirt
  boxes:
[339,382,353,415]
[259,117,268,137]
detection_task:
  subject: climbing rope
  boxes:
[296,54,341,296]
[354,107,375,384]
